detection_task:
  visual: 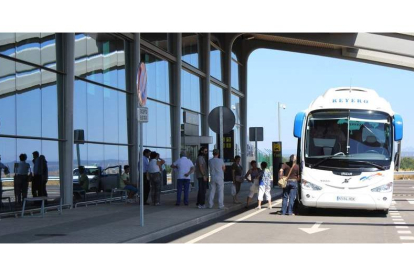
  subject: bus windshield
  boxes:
[305,110,392,169]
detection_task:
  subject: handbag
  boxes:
[278,163,296,189]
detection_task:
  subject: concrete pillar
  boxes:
[172,34,182,188]
[57,33,75,206]
[240,54,248,171]
[129,33,140,185]
[202,33,211,136]
[223,37,232,109]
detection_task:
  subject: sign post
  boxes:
[137,62,147,227]
[249,127,264,161]
[208,106,235,160]
[272,142,282,186]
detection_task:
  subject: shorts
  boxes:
[258,185,271,201]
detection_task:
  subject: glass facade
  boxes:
[75,33,126,90]
[210,44,222,81]
[141,52,171,103]
[181,70,201,113]
[231,60,239,90]
[182,33,199,69]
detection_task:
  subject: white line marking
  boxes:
[400,236,414,240]
[396,226,409,229]
[407,199,414,205]
[299,222,330,234]
[398,231,412,234]
[394,222,407,224]
[390,211,399,213]
[185,199,283,244]
[393,219,404,221]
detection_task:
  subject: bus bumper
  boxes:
[301,191,392,210]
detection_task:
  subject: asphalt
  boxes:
[0,182,282,243]
[161,180,414,243]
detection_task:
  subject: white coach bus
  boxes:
[293,87,403,215]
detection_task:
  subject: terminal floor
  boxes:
[0,182,281,243]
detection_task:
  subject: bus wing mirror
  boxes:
[294,112,306,138]
[393,114,403,142]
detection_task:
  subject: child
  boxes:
[256,162,272,209]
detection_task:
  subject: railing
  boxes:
[1,176,60,183]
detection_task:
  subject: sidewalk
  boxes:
[0,182,282,243]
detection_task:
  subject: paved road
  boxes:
[154,180,414,243]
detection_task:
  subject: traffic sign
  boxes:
[208,106,235,134]
[138,107,149,123]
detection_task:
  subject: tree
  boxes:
[400,157,414,171]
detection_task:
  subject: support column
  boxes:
[129,33,140,185]
[58,33,75,206]
[240,54,248,171]
[172,33,182,188]
[202,33,211,136]
[223,36,232,109]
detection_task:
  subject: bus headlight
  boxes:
[302,180,322,191]
[371,182,393,193]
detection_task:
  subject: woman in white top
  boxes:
[148,151,165,206]
[15,153,31,205]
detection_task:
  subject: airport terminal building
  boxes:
[0,33,248,206]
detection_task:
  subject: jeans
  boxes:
[282,180,297,215]
[124,184,139,194]
[197,177,208,206]
[176,179,190,205]
[32,175,42,197]
[150,173,162,204]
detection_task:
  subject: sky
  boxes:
[247,49,414,154]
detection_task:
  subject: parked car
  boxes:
[73,166,101,192]
[73,165,122,192]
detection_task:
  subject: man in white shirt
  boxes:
[171,150,194,206]
[208,149,226,209]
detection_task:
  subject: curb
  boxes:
[123,190,283,243]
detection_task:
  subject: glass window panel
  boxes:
[143,100,172,148]
[231,60,239,90]
[41,70,58,138]
[16,139,41,174]
[181,70,201,112]
[104,145,119,168]
[209,84,223,153]
[118,93,128,144]
[73,143,87,168]
[210,44,222,81]
[141,33,173,54]
[16,33,41,65]
[87,82,104,142]
[74,80,88,139]
[0,137,16,172]
[87,143,104,168]
[0,33,16,57]
[182,33,199,69]
[231,93,241,125]
[141,51,171,104]
[40,33,56,67]
[103,87,119,143]
[0,58,16,135]
[41,140,59,178]
[75,33,126,90]
[119,146,128,168]
[234,125,241,157]
[16,64,41,137]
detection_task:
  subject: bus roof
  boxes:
[307,87,394,115]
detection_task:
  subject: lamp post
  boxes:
[278,102,286,141]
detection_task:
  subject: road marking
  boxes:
[407,199,414,204]
[394,222,407,224]
[396,226,409,229]
[400,236,414,241]
[391,216,402,218]
[393,219,404,221]
[398,231,412,234]
[390,211,399,213]
[185,199,283,244]
[299,222,330,234]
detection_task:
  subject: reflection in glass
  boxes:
[141,33,173,54]
[0,137,16,168]
[210,45,222,81]
[74,80,88,140]
[0,33,16,57]
[143,100,172,148]
[87,82,104,142]
[231,60,239,90]
[141,51,170,104]
[231,93,240,125]
[181,70,201,112]
[75,33,126,90]
[182,33,199,69]
[41,70,58,138]
[118,93,128,144]
[104,88,119,143]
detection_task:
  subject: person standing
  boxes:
[14,154,31,206]
[171,151,194,206]
[195,147,208,209]
[245,160,261,208]
[279,154,300,216]
[208,149,226,209]
[142,149,151,205]
[38,155,48,197]
[256,162,272,209]
[231,155,243,204]
[148,152,165,206]
[32,151,41,197]
[0,154,10,205]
